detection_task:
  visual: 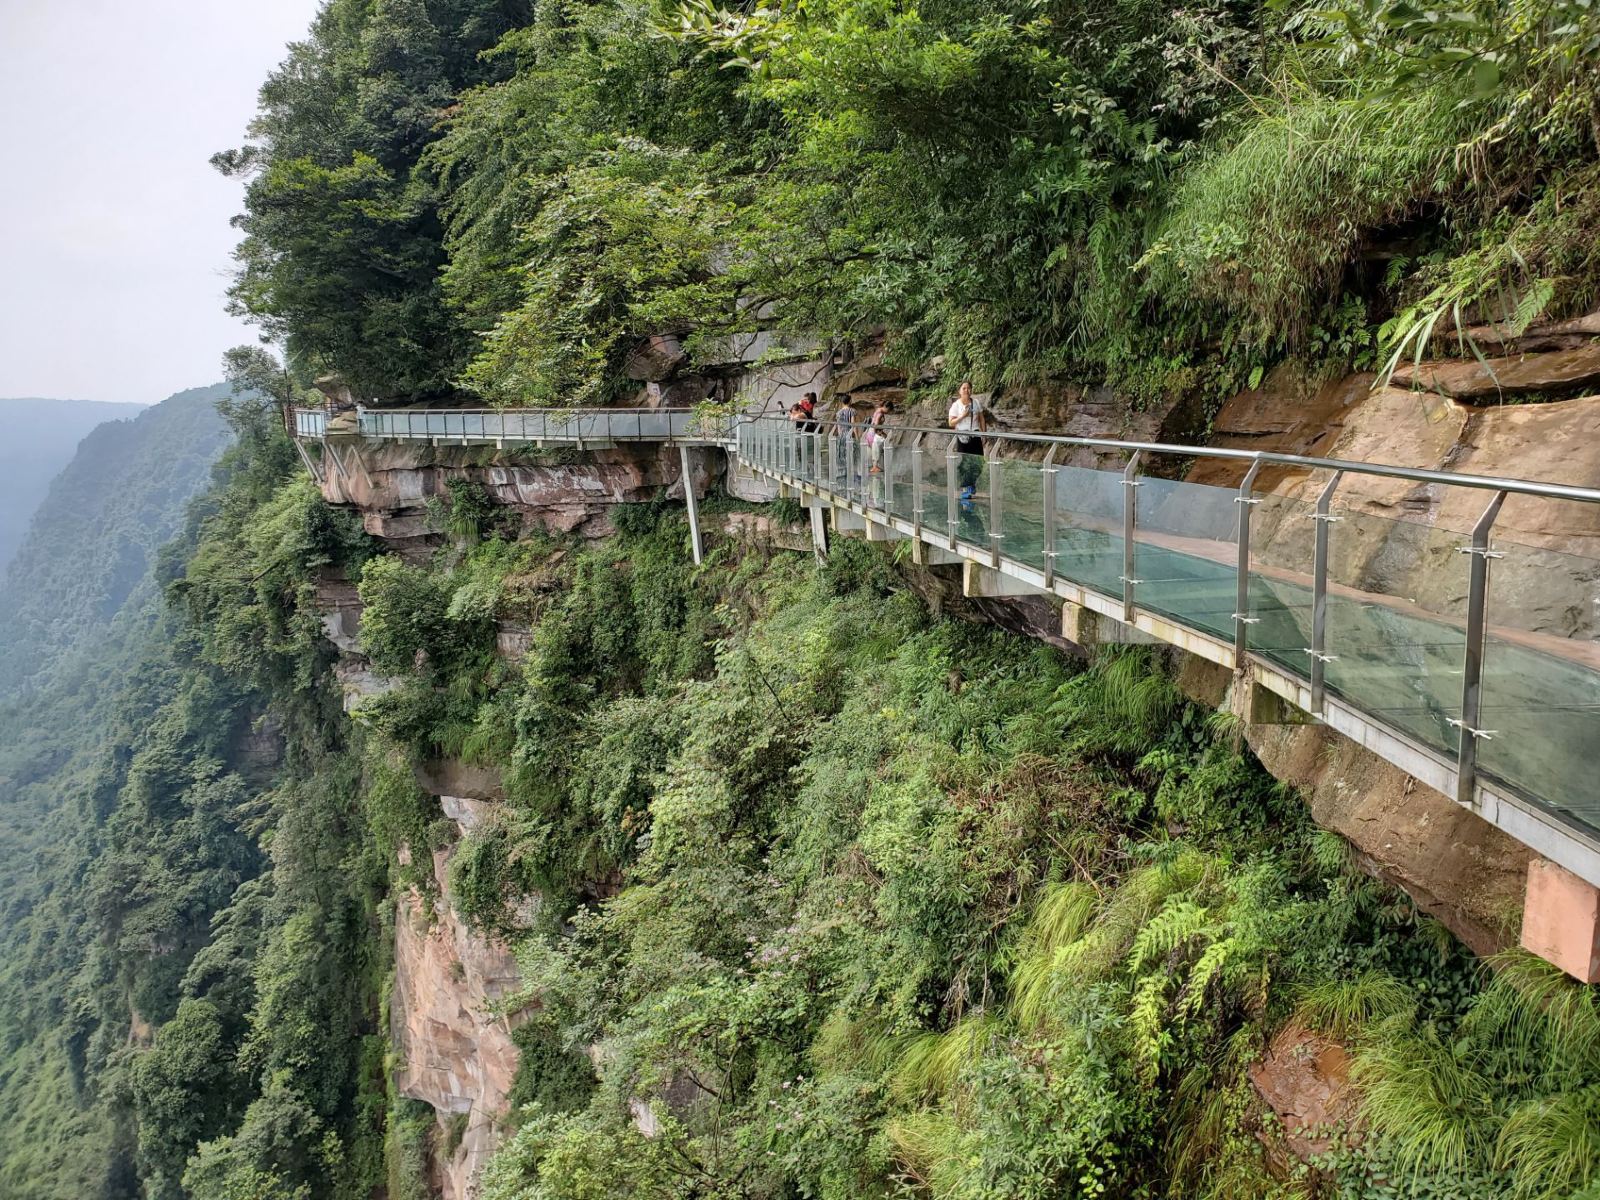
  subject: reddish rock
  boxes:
[624,334,688,382]
[1249,1023,1360,1169]
[1461,310,1600,354]
[1390,344,1600,400]
[417,759,506,803]
[313,440,723,547]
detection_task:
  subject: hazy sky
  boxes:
[0,1,323,404]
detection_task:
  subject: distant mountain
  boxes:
[0,398,145,576]
[0,385,231,696]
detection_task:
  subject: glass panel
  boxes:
[1320,507,1469,761]
[1134,475,1240,641]
[1247,494,1316,678]
[802,431,824,486]
[952,444,990,551]
[886,440,917,524]
[1053,463,1125,597]
[921,439,953,538]
[998,458,1046,571]
[1479,514,1600,836]
[827,425,853,491]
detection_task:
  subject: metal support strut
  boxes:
[679,444,703,566]
[911,436,926,541]
[1451,490,1506,806]
[946,440,960,545]
[1041,446,1060,589]
[989,446,1004,567]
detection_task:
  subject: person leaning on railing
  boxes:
[866,399,891,474]
[798,391,819,432]
[948,381,989,499]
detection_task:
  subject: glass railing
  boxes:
[737,415,1600,849]
[1134,474,1240,642]
[1054,462,1126,599]
[356,407,723,443]
[291,408,328,438]
[1478,512,1600,834]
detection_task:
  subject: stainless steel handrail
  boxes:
[735,413,1600,879]
[300,404,1600,503]
[730,416,1600,505]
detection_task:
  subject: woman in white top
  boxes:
[947,382,987,498]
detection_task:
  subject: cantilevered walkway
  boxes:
[291,404,1600,898]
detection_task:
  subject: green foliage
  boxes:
[216,0,532,397]
[359,554,495,680]
[227,0,1600,416]
[507,1022,598,1118]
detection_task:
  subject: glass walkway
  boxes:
[288,403,1600,888]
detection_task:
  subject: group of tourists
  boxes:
[782,381,990,493]
[786,390,893,478]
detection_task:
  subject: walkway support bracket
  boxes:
[293,438,324,486]
[1308,470,1344,714]
[679,444,704,566]
[1453,489,1507,806]
[1232,457,1264,663]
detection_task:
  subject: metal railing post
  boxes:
[911,437,926,540]
[1452,490,1507,806]
[1121,451,1144,622]
[1232,458,1264,662]
[1042,446,1060,588]
[881,440,895,516]
[988,443,1004,567]
[947,439,960,541]
[1308,471,1344,714]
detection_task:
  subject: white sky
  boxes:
[0,1,324,404]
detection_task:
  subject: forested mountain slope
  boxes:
[0,398,140,577]
[0,384,230,696]
[4,0,1599,1195]
[0,383,238,1198]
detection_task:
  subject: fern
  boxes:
[1127,898,1209,976]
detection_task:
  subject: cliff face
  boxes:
[315,441,727,560]
[391,789,525,1200]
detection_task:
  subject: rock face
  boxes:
[390,773,534,1200]
[1193,383,1600,640]
[1390,343,1600,400]
[314,440,725,558]
[309,579,527,1200]
[391,838,525,1200]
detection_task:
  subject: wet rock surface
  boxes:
[1248,1023,1360,1169]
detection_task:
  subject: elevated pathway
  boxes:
[292,402,1600,970]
